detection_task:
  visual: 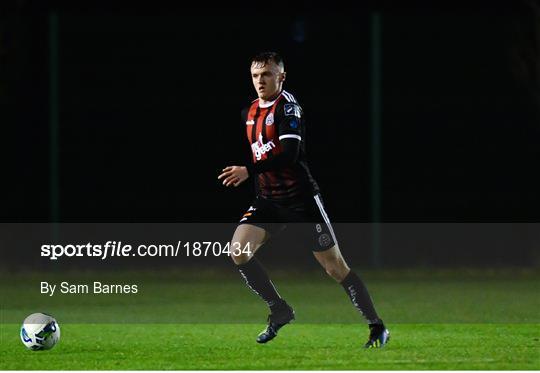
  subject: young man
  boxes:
[218,52,389,348]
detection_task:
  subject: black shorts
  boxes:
[238,193,338,252]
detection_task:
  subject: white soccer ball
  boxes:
[20,313,61,351]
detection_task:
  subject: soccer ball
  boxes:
[20,313,61,351]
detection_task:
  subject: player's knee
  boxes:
[325,266,342,281]
[231,252,251,265]
[230,241,251,265]
[324,259,349,282]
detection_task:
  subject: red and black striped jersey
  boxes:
[241,90,319,201]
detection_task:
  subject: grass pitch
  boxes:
[1,323,538,370]
[1,268,539,369]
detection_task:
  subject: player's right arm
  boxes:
[219,136,300,187]
[218,166,249,187]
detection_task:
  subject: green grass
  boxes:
[1,268,540,369]
[1,323,539,369]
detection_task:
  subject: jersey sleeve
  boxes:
[277,102,303,142]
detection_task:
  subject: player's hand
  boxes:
[218,166,249,187]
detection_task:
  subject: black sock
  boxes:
[341,271,382,325]
[236,257,284,311]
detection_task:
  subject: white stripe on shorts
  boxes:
[313,194,338,247]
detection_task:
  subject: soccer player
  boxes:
[218,52,389,348]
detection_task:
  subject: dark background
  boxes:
[1,2,540,266]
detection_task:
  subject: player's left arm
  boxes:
[218,137,300,187]
[244,138,300,175]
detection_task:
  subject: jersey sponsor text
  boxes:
[251,133,276,161]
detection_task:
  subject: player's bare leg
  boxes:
[313,245,390,348]
[230,224,295,343]
[230,223,268,265]
[312,244,350,282]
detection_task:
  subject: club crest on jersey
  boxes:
[265,113,274,125]
[251,133,275,161]
[284,103,301,118]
